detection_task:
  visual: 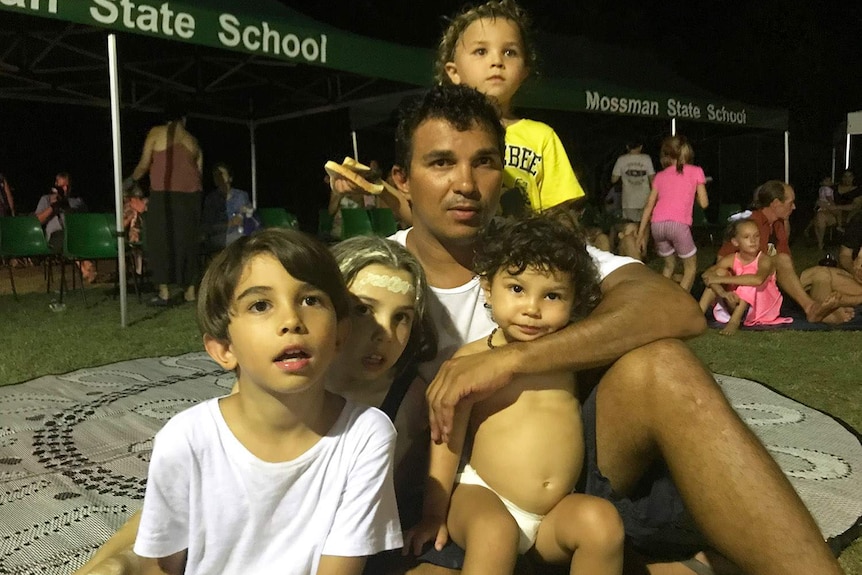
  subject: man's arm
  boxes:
[427,263,705,442]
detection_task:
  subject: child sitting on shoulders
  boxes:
[133,228,402,575]
[700,218,793,335]
[405,211,623,575]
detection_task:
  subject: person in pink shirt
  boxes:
[636,135,708,291]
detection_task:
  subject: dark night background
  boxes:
[1,1,861,232]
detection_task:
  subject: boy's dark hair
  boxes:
[752,180,787,209]
[473,208,602,321]
[394,84,505,174]
[331,235,437,371]
[435,0,537,84]
[197,228,351,341]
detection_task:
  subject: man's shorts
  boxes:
[417,383,707,568]
[651,220,697,258]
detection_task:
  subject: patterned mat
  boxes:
[0,353,860,574]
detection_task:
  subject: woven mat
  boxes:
[0,353,859,574]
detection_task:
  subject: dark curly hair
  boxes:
[473,209,602,321]
[394,84,505,175]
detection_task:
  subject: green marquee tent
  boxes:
[0,0,791,325]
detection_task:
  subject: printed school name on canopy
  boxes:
[585,90,751,126]
[3,0,331,65]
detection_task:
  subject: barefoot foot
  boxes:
[806,292,844,323]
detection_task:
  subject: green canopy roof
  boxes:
[0,0,787,130]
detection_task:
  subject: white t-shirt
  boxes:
[134,397,402,575]
[390,229,640,382]
[612,153,656,211]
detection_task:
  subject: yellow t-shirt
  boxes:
[501,119,585,216]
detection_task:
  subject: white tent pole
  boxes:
[351,130,359,161]
[831,147,836,181]
[671,118,676,136]
[250,120,258,209]
[784,131,790,183]
[846,133,852,170]
[108,34,127,328]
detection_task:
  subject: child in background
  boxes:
[133,229,402,575]
[700,218,792,335]
[437,0,585,217]
[405,212,623,575]
[636,135,708,291]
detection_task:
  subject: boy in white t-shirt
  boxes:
[133,228,402,575]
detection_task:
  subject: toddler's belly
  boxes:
[469,395,583,515]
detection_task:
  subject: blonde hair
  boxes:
[659,135,695,173]
[434,0,536,85]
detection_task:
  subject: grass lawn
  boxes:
[1,242,860,572]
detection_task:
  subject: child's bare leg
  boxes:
[531,494,623,575]
[447,484,520,575]
[720,301,748,336]
[698,287,716,313]
[679,255,698,292]
[661,255,676,280]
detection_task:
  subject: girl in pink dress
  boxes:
[636,135,709,292]
[699,218,793,335]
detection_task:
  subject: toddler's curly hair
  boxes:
[473,208,602,321]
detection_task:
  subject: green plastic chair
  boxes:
[369,207,399,237]
[258,207,298,229]
[0,215,56,300]
[61,212,132,304]
[691,203,719,246]
[339,208,374,239]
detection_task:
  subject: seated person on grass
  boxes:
[700,218,792,335]
[133,229,402,574]
[716,180,848,324]
[800,213,862,315]
[405,211,624,575]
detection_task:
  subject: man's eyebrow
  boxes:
[474,146,502,159]
[420,149,456,162]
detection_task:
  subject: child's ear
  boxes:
[731,238,741,248]
[480,277,492,298]
[444,62,461,84]
[334,317,351,352]
[204,334,238,371]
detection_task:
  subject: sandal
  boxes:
[147,296,171,307]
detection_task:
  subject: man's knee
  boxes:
[601,340,720,412]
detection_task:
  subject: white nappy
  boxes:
[455,463,544,554]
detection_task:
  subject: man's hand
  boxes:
[426,346,517,444]
[403,515,450,556]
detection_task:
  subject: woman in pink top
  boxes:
[636,135,708,292]
[126,100,203,306]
